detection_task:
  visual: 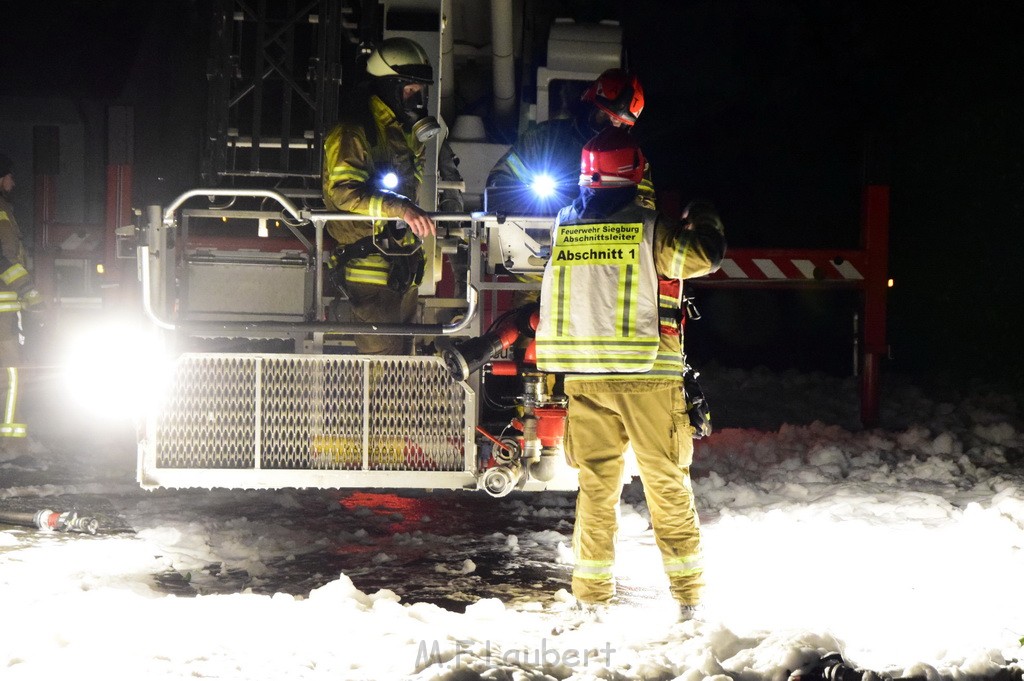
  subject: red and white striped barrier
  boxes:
[706,250,866,282]
[690,185,890,426]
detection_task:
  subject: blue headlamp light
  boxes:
[530,173,556,198]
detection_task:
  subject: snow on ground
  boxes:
[1,364,1023,681]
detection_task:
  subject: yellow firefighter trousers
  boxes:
[565,381,703,606]
[345,281,419,355]
[0,320,26,440]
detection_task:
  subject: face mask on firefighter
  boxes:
[376,77,440,142]
[396,80,441,142]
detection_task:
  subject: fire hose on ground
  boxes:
[0,509,99,535]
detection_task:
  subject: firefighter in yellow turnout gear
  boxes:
[322,37,440,354]
[0,153,41,442]
[536,128,726,616]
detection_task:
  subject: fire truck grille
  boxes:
[153,354,470,472]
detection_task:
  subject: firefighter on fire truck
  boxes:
[487,68,655,210]
[486,69,655,309]
[322,37,462,354]
[535,127,726,620]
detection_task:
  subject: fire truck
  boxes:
[34,0,890,497]
[39,0,611,497]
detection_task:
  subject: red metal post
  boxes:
[860,185,890,427]
[103,163,134,307]
[104,106,136,309]
[32,126,61,307]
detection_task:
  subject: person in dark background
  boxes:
[488,68,655,310]
[487,68,655,210]
[536,127,726,621]
[322,37,442,355]
[0,153,42,447]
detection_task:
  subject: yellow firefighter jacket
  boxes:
[0,194,32,438]
[321,95,425,287]
[0,195,32,315]
[536,196,725,382]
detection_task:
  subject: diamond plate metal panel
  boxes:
[149,353,470,479]
[155,356,258,468]
[366,359,468,471]
[261,357,365,470]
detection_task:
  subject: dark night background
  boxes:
[2,0,1023,394]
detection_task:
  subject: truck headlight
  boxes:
[60,318,171,421]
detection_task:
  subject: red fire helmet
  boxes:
[581,68,645,126]
[579,127,646,188]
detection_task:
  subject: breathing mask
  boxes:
[377,77,441,142]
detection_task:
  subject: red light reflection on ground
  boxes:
[337,491,438,534]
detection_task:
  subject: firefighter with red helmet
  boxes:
[487,68,655,312]
[487,68,655,209]
[535,127,725,620]
[0,153,41,445]
[580,67,645,127]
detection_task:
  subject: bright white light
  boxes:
[380,171,399,190]
[530,173,556,198]
[698,498,1023,670]
[60,318,173,421]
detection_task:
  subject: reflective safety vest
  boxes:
[536,203,661,373]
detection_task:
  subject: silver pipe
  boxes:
[490,0,516,123]
[162,189,303,225]
[145,205,170,321]
[139,245,176,331]
[314,219,325,321]
[436,179,466,192]
[440,0,456,123]
[300,210,476,223]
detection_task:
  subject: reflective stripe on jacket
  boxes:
[0,291,20,313]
